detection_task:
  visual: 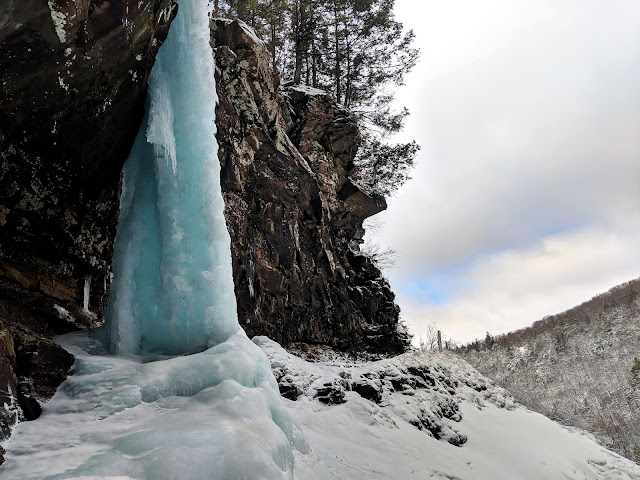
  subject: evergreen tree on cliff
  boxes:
[215,0,419,197]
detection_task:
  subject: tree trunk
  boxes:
[293,1,304,84]
[345,33,351,108]
[333,3,341,103]
[270,22,277,71]
[311,36,317,88]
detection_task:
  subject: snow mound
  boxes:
[255,337,640,480]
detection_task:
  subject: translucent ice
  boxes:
[82,276,91,312]
[1,333,307,479]
[105,0,237,356]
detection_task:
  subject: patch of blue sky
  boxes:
[396,269,472,306]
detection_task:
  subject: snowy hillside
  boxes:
[458,279,640,463]
[255,337,640,480]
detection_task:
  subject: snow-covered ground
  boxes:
[458,279,640,463]
[1,333,305,479]
[3,334,639,479]
[255,337,640,480]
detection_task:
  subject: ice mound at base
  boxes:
[2,332,308,479]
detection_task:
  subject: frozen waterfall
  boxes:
[0,1,306,478]
[105,0,237,356]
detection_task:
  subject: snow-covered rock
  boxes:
[256,337,640,480]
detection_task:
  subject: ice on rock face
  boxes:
[82,276,91,312]
[1,0,305,477]
[105,0,237,356]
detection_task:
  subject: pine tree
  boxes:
[214,0,420,197]
[353,138,419,198]
[321,0,420,197]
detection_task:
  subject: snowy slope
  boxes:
[458,279,640,462]
[255,338,640,480]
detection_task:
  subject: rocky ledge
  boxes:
[255,336,519,447]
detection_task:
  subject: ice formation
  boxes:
[1,1,304,478]
[82,276,91,313]
[105,0,237,356]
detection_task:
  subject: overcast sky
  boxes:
[368,0,640,344]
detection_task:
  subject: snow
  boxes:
[47,1,67,43]
[58,76,69,92]
[287,83,328,97]
[459,284,640,462]
[226,18,265,47]
[239,20,265,47]
[256,338,640,480]
[4,332,639,479]
[53,303,73,322]
[1,333,306,479]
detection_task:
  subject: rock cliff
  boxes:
[0,11,408,456]
[212,19,409,354]
[0,0,177,457]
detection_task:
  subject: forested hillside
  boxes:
[458,279,640,463]
[213,0,420,196]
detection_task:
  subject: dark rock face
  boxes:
[314,381,348,405]
[0,0,176,452]
[212,19,410,355]
[351,377,383,404]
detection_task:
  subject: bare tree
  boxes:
[359,240,398,271]
[417,323,440,352]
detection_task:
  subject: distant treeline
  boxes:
[457,277,640,462]
[458,278,640,352]
[213,0,420,197]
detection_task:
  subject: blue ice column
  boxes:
[105,0,239,355]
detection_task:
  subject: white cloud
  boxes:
[395,218,640,344]
[367,0,640,342]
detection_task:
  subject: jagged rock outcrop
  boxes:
[212,19,409,354]
[0,0,176,455]
[255,337,520,448]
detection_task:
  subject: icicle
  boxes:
[82,275,91,312]
[248,259,255,298]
